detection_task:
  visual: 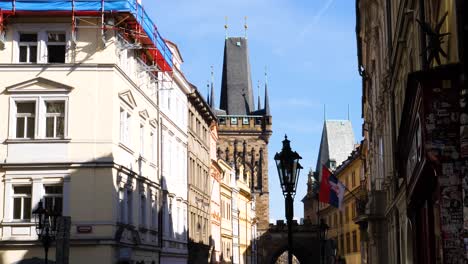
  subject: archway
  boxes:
[274,251,300,264]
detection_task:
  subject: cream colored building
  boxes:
[187,86,216,263]
[0,2,189,263]
[219,159,234,263]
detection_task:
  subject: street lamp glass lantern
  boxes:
[274,135,303,196]
[32,200,46,237]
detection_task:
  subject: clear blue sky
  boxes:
[146,0,363,222]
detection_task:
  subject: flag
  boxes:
[319,165,346,210]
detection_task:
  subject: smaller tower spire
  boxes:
[264,69,270,116]
[257,80,261,110]
[210,66,215,109]
[244,16,248,39]
[224,16,229,40]
[206,80,210,105]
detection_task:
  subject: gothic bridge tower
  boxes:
[209,36,272,255]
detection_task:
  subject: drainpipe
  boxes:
[419,0,428,70]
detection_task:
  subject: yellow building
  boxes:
[319,146,363,264]
[236,172,253,264]
[219,159,234,263]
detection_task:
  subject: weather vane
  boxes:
[225,16,228,39]
[417,12,450,66]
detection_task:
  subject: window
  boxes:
[346,232,351,254]
[45,101,65,138]
[140,124,145,156]
[120,108,131,145]
[151,196,158,228]
[345,206,349,223]
[13,186,32,220]
[140,195,146,226]
[15,101,36,138]
[242,117,249,125]
[119,189,125,223]
[340,235,344,255]
[352,171,356,187]
[44,185,63,215]
[352,231,358,252]
[12,98,69,140]
[19,33,38,63]
[150,131,156,162]
[230,117,238,125]
[126,189,133,224]
[47,32,66,63]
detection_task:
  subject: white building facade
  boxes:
[159,41,189,264]
[0,2,188,264]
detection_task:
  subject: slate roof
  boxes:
[315,120,356,180]
[219,37,255,115]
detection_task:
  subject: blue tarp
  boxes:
[0,0,172,68]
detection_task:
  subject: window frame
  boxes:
[119,106,132,147]
[12,185,32,221]
[43,184,64,215]
[44,100,67,139]
[13,24,70,64]
[14,99,37,139]
[9,96,69,140]
[46,32,67,63]
[18,32,38,63]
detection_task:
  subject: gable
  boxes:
[118,90,137,109]
[139,110,149,120]
[6,77,74,93]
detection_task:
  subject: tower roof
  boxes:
[219,37,254,115]
[315,120,356,180]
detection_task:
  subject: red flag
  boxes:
[319,165,332,204]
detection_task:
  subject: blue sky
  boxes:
[146,0,362,222]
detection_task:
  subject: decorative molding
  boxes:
[6,77,74,93]
[119,90,137,109]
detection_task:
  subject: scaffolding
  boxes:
[0,0,173,72]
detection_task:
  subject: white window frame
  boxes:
[43,184,63,215]
[139,123,145,157]
[13,99,37,139]
[13,24,70,64]
[9,96,69,140]
[46,32,67,63]
[18,32,38,63]
[44,100,67,139]
[12,185,32,221]
[119,106,132,147]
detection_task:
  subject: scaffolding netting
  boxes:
[0,0,173,70]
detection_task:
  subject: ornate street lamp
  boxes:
[274,135,303,264]
[32,200,59,264]
[319,218,330,264]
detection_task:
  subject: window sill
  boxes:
[2,221,34,226]
[6,138,71,144]
[119,142,135,154]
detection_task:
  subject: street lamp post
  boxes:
[32,200,59,264]
[274,135,303,264]
[319,218,330,264]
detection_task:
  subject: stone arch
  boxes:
[265,236,319,264]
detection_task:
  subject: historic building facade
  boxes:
[187,86,216,263]
[0,1,192,263]
[356,0,467,263]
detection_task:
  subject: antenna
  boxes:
[264,65,268,85]
[324,104,326,122]
[225,16,229,39]
[210,65,214,82]
[347,104,350,120]
[244,16,248,39]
